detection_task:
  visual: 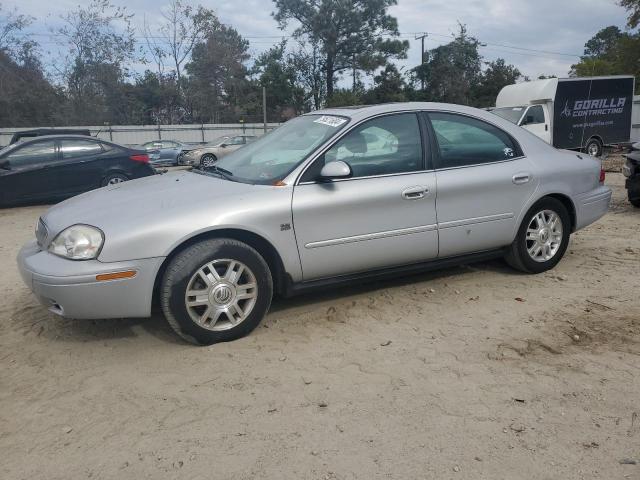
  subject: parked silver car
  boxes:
[179,135,256,168]
[140,140,186,167]
[18,103,611,345]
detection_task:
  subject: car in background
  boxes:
[179,135,256,168]
[0,135,154,207]
[140,140,187,167]
[623,142,640,207]
[17,103,610,345]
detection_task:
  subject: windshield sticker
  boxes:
[314,115,347,128]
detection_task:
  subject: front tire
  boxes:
[200,154,217,168]
[160,239,273,345]
[506,197,571,273]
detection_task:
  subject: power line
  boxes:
[13,29,582,59]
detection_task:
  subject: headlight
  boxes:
[48,225,104,260]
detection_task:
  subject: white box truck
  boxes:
[493,76,635,156]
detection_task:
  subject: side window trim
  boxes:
[424,110,524,171]
[297,111,427,184]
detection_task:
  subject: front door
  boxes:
[292,112,439,281]
[427,112,538,258]
[521,105,551,144]
[0,139,59,204]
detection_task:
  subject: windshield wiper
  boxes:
[201,165,234,180]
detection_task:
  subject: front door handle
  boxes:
[402,186,428,200]
[512,173,531,185]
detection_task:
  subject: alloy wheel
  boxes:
[107,176,126,185]
[525,210,563,263]
[184,259,258,331]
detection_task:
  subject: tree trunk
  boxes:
[326,54,334,99]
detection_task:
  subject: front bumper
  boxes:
[17,240,164,319]
[178,152,198,166]
[575,185,612,230]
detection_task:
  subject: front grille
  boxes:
[35,218,49,248]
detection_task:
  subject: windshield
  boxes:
[207,136,232,147]
[207,114,349,184]
[492,107,526,125]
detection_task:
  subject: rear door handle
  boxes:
[402,186,428,200]
[512,173,531,185]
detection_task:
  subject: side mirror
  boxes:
[319,160,352,181]
[0,160,10,170]
[220,143,227,148]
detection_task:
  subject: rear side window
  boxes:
[61,139,103,159]
[429,112,520,168]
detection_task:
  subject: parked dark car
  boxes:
[0,135,154,207]
[9,128,92,145]
[623,142,640,208]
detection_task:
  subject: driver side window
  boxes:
[6,140,57,168]
[302,113,423,181]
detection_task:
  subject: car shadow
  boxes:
[270,258,521,313]
[16,258,521,346]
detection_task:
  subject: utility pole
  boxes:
[352,54,357,93]
[415,33,428,91]
[262,86,267,134]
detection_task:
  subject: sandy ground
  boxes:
[1,174,639,480]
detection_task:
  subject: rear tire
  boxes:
[160,238,273,345]
[506,197,571,274]
[584,138,603,157]
[101,172,129,186]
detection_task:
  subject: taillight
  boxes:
[130,154,149,163]
[599,168,606,183]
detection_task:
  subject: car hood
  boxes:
[41,171,286,262]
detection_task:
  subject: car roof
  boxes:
[305,102,490,120]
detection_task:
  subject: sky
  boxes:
[2,0,632,83]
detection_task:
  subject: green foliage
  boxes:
[570,26,640,93]
[253,41,306,119]
[272,0,408,99]
[619,0,640,28]
[362,64,408,104]
[185,23,254,122]
[410,25,520,107]
[0,51,64,127]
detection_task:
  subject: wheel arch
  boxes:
[540,193,577,232]
[152,228,288,306]
[584,135,604,150]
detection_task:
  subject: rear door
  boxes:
[56,138,107,195]
[0,140,59,203]
[292,112,439,280]
[427,111,538,258]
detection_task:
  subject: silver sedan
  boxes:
[18,103,611,345]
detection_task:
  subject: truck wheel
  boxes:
[629,193,640,208]
[585,138,603,157]
[160,238,273,345]
[505,197,571,274]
